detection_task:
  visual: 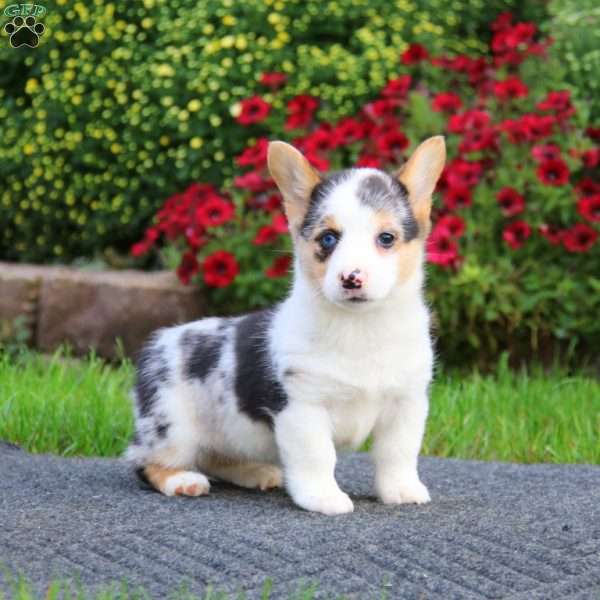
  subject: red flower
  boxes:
[356,153,381,168]
[443,185,473,210]
[491,12,513,32]
[185,226,206,250]
[562,223,598,253]
[426,227,461,268]
[496,187,525,217]
[538,224,563,246]
[305,152,330,172]
[363,98,399,120]
[265,255,292,278]
[459,128,497,154]
[260,71,287,89]
[431,92,462,113]
[503,221,532,249]
[401,44,429,65]
[202,250,239,288]
[176,251,201,285]
[493,76,528,101]
[236,138,269,168]
[536,159,569,186]
[332,118,368,145]
[448,110,491,134]
[578,194,600,223]
[382,75,412,98]
[437,214,466,238]
[234,171,275,193]
[375,129,409,159]
[253,225,279,245]
[303,127,336,155]
[195,196,235,228]
[445,159,483,189]
[537,90,575,120]
[575,178,600,198]
[271,212,289,233]
[586,126,600,141]
[500,114,554,143]
[531,144,561,163]
[285,95,319,130]
[236,96,271,125]
[582,148,600,169]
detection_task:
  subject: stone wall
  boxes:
[0,262,205,359]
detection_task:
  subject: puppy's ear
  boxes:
[396,136,446,227]
[268,141,321,230]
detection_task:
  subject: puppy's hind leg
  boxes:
[202,455,283,491]
[139,463,211,497]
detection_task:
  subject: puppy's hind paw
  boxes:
[164,471,210,497]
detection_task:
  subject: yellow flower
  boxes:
[222,15,236,26]
[190,137,203,149]
[25,79,39,94]
[187,99,202,112]
[155,64,175,77]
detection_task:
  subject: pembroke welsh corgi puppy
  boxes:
[126,136,446,515]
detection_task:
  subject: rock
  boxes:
[0,262,205,359]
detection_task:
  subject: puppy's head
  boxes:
[267,137,446,309]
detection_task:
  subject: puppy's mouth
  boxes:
[347,296,369,303]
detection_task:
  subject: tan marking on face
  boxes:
[373,210,403,256]
[395,239,423,284]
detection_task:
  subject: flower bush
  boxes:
[0,0,548,262]
[134,13,600,365]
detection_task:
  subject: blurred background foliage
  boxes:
[0,0,549,262]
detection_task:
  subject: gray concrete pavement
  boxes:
[1,442,599,599]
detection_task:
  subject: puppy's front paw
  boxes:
[379,478,431,505]
[293,489,354,515]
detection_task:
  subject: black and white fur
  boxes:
[126,137,446,515]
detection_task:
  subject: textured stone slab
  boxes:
[0,262,204,358]
[1,446,599,599]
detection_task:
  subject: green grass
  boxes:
[0,350,598,463]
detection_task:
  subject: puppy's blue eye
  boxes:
[318,231,339,250]
[377,232,396,248]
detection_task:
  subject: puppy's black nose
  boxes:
[341,269,363,290]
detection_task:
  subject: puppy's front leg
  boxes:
[372,388,431,505]
[275,402,353,515]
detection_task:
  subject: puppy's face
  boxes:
[268,137,446,309]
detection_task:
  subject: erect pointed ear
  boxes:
[396,136,446,226]
[267,141,321,230]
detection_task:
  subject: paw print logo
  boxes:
[4,15,45,48]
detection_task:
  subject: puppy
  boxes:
[125,136,446,515]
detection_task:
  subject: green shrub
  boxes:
[0,0,547,262]
[134,14,600,366]
[545,0,600,122]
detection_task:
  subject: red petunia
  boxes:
[236,138,269,168]
[236,96,271,125]
[536,159,569,186]
[582,148,600,169]
[271,212,289,233]
[185,226,206,250]
[493,76,528,101]
[363,98,399,120]
[503,221,532,249]
[496,187,525,217]
[538,223,563,246]
[285,95,319,130]
[431,92,462,113]
[176,251,201,285]
[537,90,575,120]
[445,159,483,189]
[381,75,412,97]
[202,250,239,288]
[305,152,330,172]
[531,144,561,163]
[562,223,598,253]
[448,110,490,134]
[356,153,381,168]
[332,117,368,145]
[586,126,600,141]
[303,127,336,155]
[459,128,497,154]
[376,129,409,159]
[577,194,600,223]
[234,171,275,193]
[253,225,279,245]
[401,44,429,65]
[575,177,600,198]
[265,255,292,278]
[436,214,466,238]
[443,186,473,210]
[195,196,235,228]
[260,71,287,89]
[426,227,461,268]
